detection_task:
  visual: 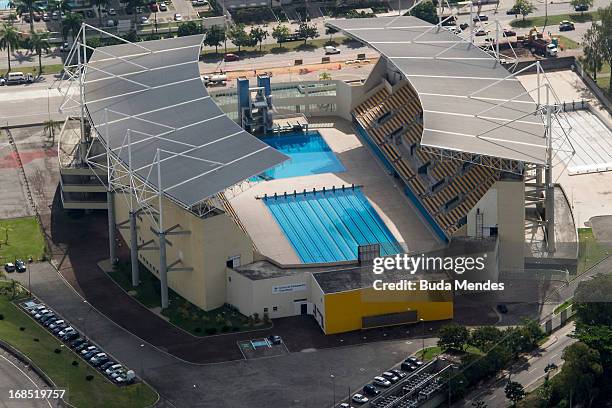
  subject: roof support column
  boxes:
[107,191,116,266]
[158,231,168,309]
[545,102,555,253]
[156,148,169,309]
[130,210,140,287]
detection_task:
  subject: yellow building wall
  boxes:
[114,192,254,311]
[323,288,453,335]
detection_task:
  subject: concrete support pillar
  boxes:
[545,104,555,253]
[107,191,116,266]
[536,165,544,213]
[158,231,168,309]
[129,210,139,287]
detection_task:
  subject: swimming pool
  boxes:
[0,0,10,9]
[263,187,401,263]
[256,131,345,179]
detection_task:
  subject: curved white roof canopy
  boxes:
[84,35,288,209]
[327,16,546,165]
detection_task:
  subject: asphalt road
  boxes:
[0,351,55,408]
[0,75,76,127]
[457,322,577,407]
[10,262,439,408]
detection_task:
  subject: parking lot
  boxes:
[339,355,453,408]
[19,298,139,386]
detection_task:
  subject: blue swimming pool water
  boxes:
[0,0,10,9]
[257,131,345,179]
[263,188,401,263]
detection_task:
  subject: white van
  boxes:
[324,45,340,55]
[5,72,33,85]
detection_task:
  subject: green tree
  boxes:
[8,0,41,32]
[517,318,544,350]
[272,24,290,47]
[598,4,612,95]
[43,119,60,145]
[125,0,145,28]
[504,381,525,406]
[553,342,603,405]
[92,0,109,27]
[570,0,593,14]
[513,0,536,21]
[582,23,604,80]
[437,323,470,351]
[0,23,20,72]
[326,26,338,42]
[177,21,202,37]
[204,24,224,54]
[50,0,71,41]
[62,12,82,42]
[296,22,318,44]
[470,326,502,352]
[249,26,267,51]
[27,31,50,76]
[407,0,438,24]
[227,24,253,52]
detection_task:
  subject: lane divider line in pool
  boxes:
[256,184,363,200]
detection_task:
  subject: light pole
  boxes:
[330,374,335,406]
[420,318,425,356]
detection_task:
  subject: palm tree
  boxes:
[0,23,20,72]
[62,12,82,42]
[92,0,109,27]
[43,119,61,145]
[8,0,41,32]
[125,0,144,31]
[51,0,71,42]
[27,32,50,76]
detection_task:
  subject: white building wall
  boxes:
[466,185,499,237]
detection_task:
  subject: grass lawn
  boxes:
[0,281,158,408]
[553,298,573,315]
[0,217,46,264]
[108,262,271,336]
[510,11,599,28]
[201,36,348,60]
[0,63,64,77]
[577,228,609,274]
[416,345,483,360]
[416,346,442,360]
[556,35,579,50]
[596,75,610,96]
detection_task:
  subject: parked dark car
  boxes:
[15,259,26,273]
[70,338,86,348]
[401,361,417,371]
[268,335,282,345]
[391,369,406,378]
[363,384,380,396]
[63,332,80,342]
[100,361,115,371]
[574,4,588,11]
[497,304,508,314]
[223,53,240,62]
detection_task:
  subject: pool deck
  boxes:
[229,117,442,264]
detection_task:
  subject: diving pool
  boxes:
[263,187,401,263]
[257,131,345,179]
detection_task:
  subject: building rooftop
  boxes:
[327,16,546,165]
[83,35,287,210]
